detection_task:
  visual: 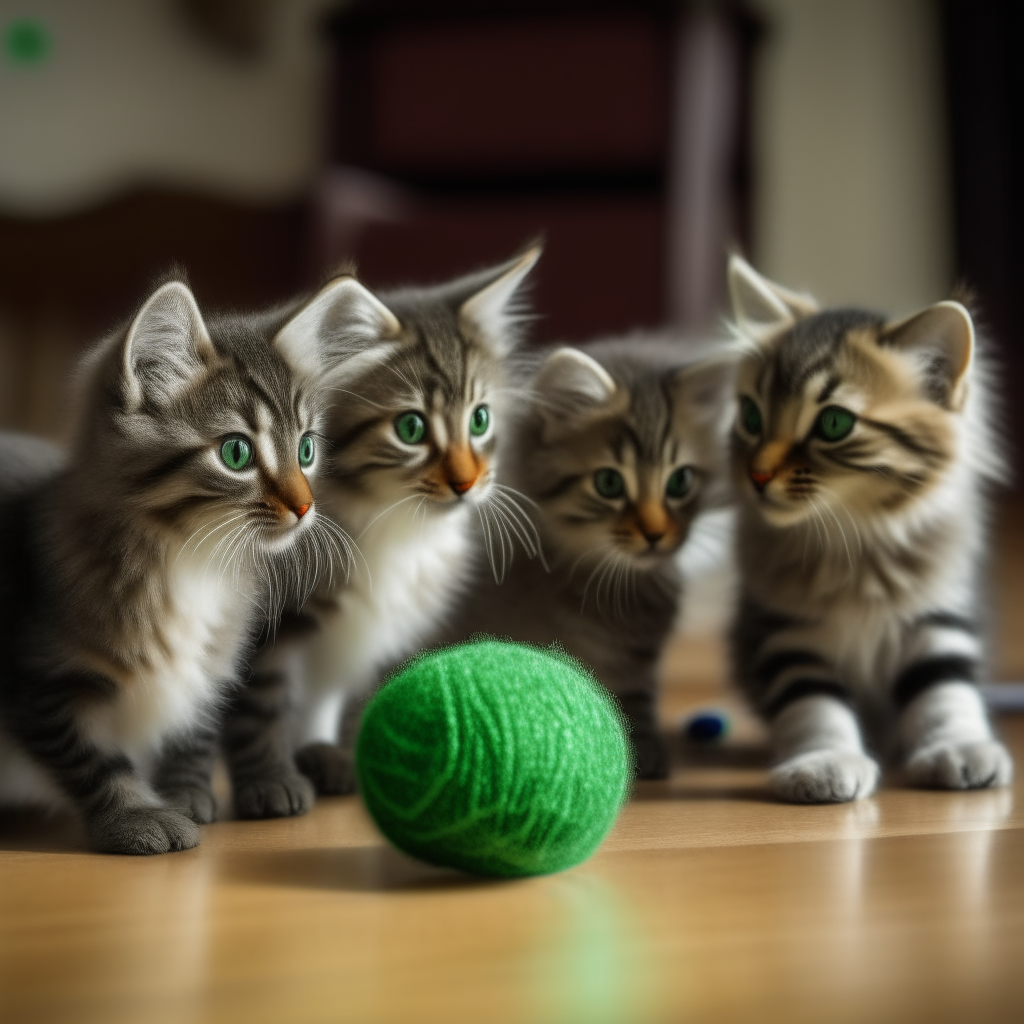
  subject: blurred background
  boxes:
[0,0,1018,456]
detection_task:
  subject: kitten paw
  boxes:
[770,750,880,803]
[632,732,671,780]
[295,742,357,795]
[906,740,1013,790]
[234,772,315,819]
[158,784,217,824]
[88,807,200,855]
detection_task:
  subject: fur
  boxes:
[437,335,735,778]
[222,248,542,817]
[0,277,361,853]
[727,256,1012,802]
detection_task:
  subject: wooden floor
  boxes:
[3,504,1024,1024]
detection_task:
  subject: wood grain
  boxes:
[1,715,1022,1023]
[3,502,1024,1023]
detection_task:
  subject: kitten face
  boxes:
[328,342,499,511]
[303,249,540,528]
[728,257,974,527]
[524,342,731,570]
[74,280,370,578]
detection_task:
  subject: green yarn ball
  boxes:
[356,639,632,877]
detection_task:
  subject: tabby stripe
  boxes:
[134,445,205,487]
[332,416,386,452]
[892,655,978,710]
[916,611,977,634]
[754,649,828,686]
[763,678,852,719]
[538,474,583,500]
[860,417,944,461]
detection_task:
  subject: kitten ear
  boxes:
[533,347,618,438]
[123,281,215,409]
[728,255,818,340]
[672,354,737,426]
[458,246,542,354]
[881,300,974,408]
[274,276,402,377]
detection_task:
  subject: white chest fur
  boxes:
[99,549,253,760]
[292,503,473,741]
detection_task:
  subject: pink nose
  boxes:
[293,502,311,518]
[750,469,773,488]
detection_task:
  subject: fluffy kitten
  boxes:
[727,255,1012,803]
[0,277,361,853]
[439,338,734,778]
[223,248,541,817]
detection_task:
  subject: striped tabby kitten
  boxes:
[727,256,1011,803]
[224,248,540,817]
[440,338,733,778]
[0,277,361,853]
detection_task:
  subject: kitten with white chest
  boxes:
[0,277,364,853]
[438,338,734,778]
[223,248,541,817]
[727,256,1012,803]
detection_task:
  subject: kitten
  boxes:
[438,337,734,778]
[0,276,364,853]
[727,255,1012,803]
[223,248,541,817]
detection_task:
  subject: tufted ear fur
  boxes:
[458,246,542,355]
[881,300,975,409]
[728,255,819,342]
[123,281,216,409]
[533,346,618,440]
[274,276,402,378]
[671,353,737,427]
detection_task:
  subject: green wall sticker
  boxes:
[5,18,52,65]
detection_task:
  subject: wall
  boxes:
[751,0,952,314]
[0,0,333,215]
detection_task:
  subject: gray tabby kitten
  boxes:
[223,248,541,817]
[727,255,1012,803]
[0,277,361,854]
[439,338,734,778]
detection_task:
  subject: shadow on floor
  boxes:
[631,781,777,803]
[673,741,771,770]
[0,808,87,853]
[217,843,513,894]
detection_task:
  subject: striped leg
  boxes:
[617,686,669,780]
[736,609,879,803]
[9,675,199,854]
[153,724,220,823]
[293,690,354,795]
[222,669,315,819]
[897,613,1012,789]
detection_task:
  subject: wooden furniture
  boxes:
[319,0,756,342]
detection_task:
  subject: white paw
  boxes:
[906,740,1013,790]
[770,750,880,804]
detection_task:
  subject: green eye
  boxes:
[298,434,315,468]
[220,436,252,471]
[395,412,427,445]
[594,468,625,499]
[469,404,490,437]
[815,405,856,442]
[740,396,763,436]
[666,466,694,499]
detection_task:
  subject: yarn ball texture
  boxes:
[356,639,631,877]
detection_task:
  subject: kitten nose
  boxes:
[293,502,311,518]
[450,479,474,496]
[641,529,665,547]
[750,469,774,489]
